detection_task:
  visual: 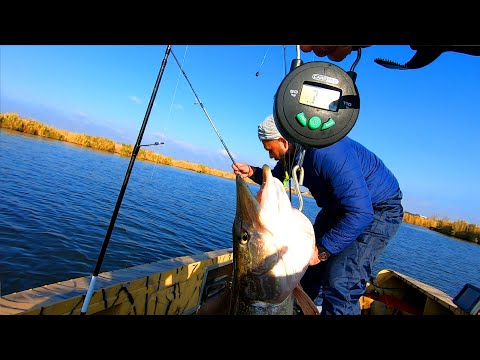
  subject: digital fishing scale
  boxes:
[273,48,361,148]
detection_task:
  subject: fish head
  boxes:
[232,164,315,306]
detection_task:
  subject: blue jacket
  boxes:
[251,137,401,255]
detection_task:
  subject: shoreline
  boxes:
[1,112,479,244]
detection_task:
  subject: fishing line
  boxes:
[142,142,165,181]
[255,47,270,77]
[166,46,189,129]
[170,49,238,167]
[151,46,188,184]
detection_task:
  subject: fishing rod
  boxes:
[170,49,238,167]
[80,45,172,315]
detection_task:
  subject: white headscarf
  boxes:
[258,114,282,141]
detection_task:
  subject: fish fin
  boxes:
[293,284,321,315]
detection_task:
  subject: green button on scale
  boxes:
[321,118,336,130]
[308,116,322,130]
[296,112,308,126]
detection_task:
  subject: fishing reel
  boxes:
[273,48,361,148]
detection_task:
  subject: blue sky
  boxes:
[1,45,479,224]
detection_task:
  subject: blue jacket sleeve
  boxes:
[312,147,374,254]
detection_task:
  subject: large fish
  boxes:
[230,164,316,315]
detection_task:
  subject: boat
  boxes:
[2,47,478,317]
[360,269,470,315]
[0,247,475,315]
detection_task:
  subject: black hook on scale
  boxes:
[80,45,172,315]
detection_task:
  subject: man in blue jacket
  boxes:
[232,114,404,315]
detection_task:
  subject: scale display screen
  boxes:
[299,83,341,111]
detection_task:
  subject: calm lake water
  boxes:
[1,129,480,299]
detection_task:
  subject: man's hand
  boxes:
[309,245,331,265]
[300,46,354,62]
[309,245,321,266]
[232,163,254,178]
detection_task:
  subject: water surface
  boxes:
[1,130,479,299]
